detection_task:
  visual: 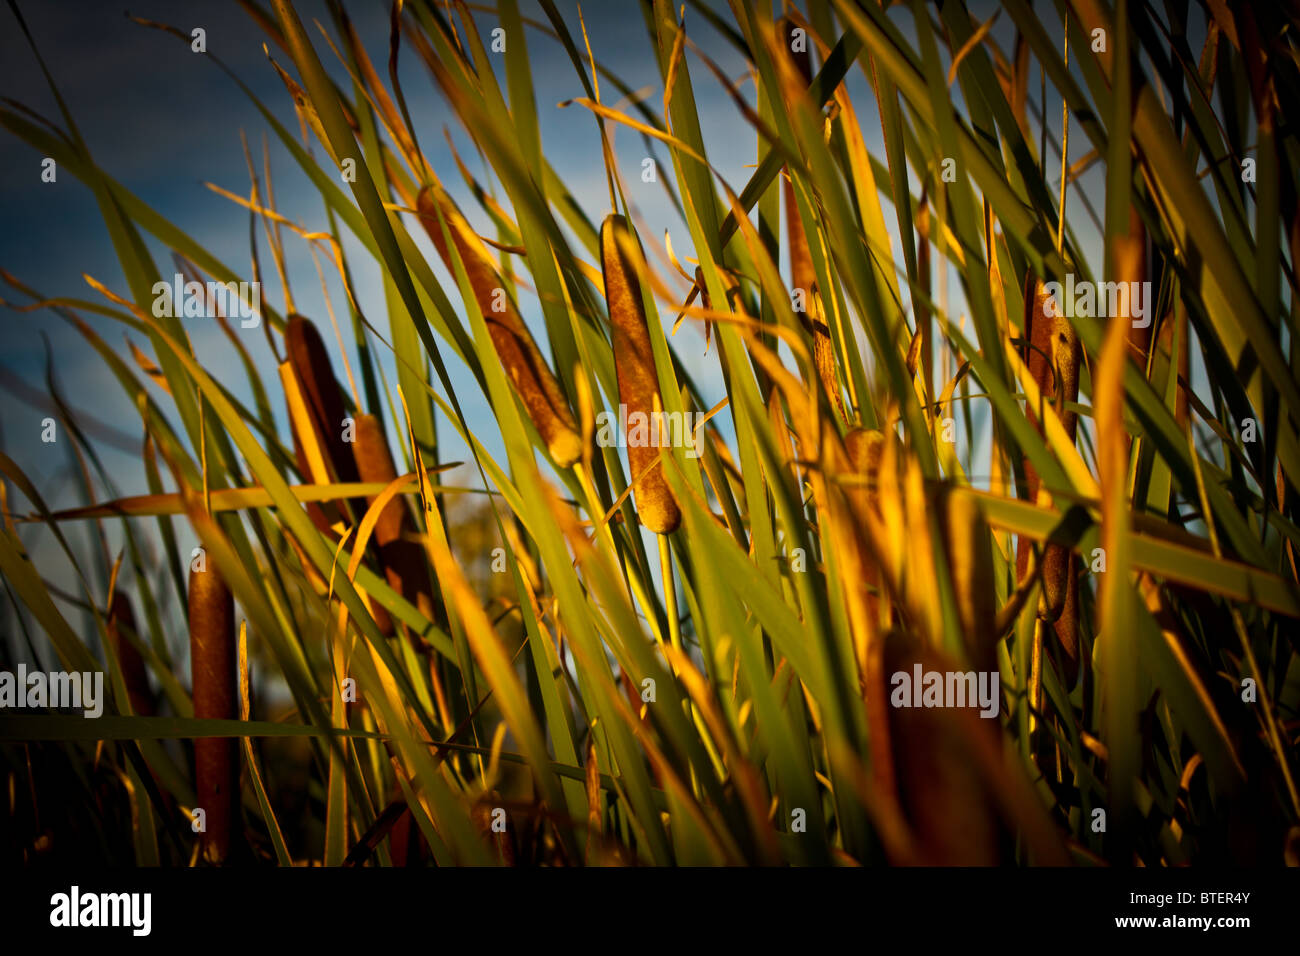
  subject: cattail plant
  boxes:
[351,412,436,632]
[939,488,997,674]
[416,185,582,468]
[843,426,884,519]
[842,426,885,626]
[883,630,1001,865]
[106,589,153,718]
[1124,207,1151,367]
[1017,277,1081,675]
[283,314,364,518]
[4,0,1296,870]
[188,561,238,865]
[600,214,680,535]
[281,313,396,632]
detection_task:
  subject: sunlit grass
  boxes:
[2,0,1298,866]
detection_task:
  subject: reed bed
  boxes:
[1,0,1298,867]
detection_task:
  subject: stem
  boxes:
[658,533,682,662]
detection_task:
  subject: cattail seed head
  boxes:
[1025,279,1081,441]
[351,413,407,548]
[416,186,582,467]
[883,630,1001,864]
[844,426,885,482]
[107,589,153,718]
[1123,206,1150,365]
[285,315,361,487]
[939,487,997,673]
[351,413,437,630]
[1019,278,1080,624]
[1053,560,1079,685]
[843,426,884,522]
[283,314,364,531]
[188,563,239,865]
[601,214,681,535]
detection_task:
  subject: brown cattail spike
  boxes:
[844,427,885,511]
[107,589,153,718]
[940,487,997,673]
[416,186,582,467]
[1019,278,1080,625]
[189,562,239,865]
[285,316,361,486]
[283,314,365,529]
[601,215,681,535]
[842,426,886,627]
[1015,277,1082,682]
[351,413,438,634]
[281,358,335,536]
[883,630,1001,864]
[1123,206,1150,367]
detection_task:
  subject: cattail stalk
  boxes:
[351,413,437,633]
[280,360,335,537]
[283,314,395,630]
[1026,21,1081,680]
[1124,206,1151,366]
[1014,277,1082,685]
[416,185,582,467]
[189,562,238,865]
[940,487,997,673]
[600,214,681,535]
[841,426,897,820]
[883,631,1000,864]
[107,589,152,718]
[1018,279,1080,622]
[284,314,364,512]
[843,427,884,524]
